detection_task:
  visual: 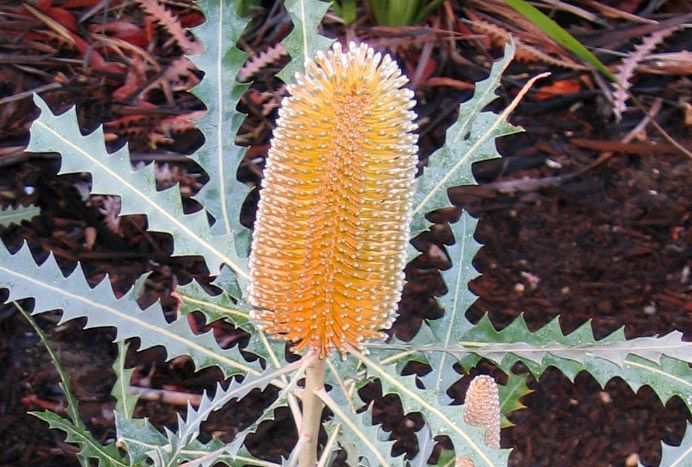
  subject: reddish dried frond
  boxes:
[249,42,418,357]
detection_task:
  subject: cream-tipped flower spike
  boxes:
[455,375,501,467]
[249,41,418,358]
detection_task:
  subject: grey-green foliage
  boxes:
[409,45,521,239]
[0,204,40,228]
[112,341,139,420]
[188,0,253,255]
[17,303,126,467]
[0,0,688,466]
[642,422,691,467]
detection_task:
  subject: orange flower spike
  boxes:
[249,42,418,357]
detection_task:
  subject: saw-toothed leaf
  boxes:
[0,243,261,379]
[189,0,252,254]
[377,315,691,409]
[162,362,301,466]
[177,279,250,327]
[27,95,248,279]
[115,412,168,465]
[32,411,127,467]
[179,438,232,466]
[497,372,531,428]
[112,341,139,420]
[180,439,273,467]
[276,0,333,83]
[226,358,308,459]
[320,400,403,467]
[175,279,287,365]
[640,422,691,467]
[410,425,435,467]
[459,315,691,367]
[409,43,521,240]
[0,204,40,228]
[455,315,692,409]
[418,212,481,398]
[352,350,511,466]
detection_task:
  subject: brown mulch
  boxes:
[1,1,690,466]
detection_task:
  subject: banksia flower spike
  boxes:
[249,42,418,358]
[456,375,501,467]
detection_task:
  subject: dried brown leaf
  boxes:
[612,27,678,120]
[238,44,287,82]
[136,0,201,54]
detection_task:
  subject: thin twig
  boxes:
[129,386,202,407]
[0,83,62,106]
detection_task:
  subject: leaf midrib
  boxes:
[0,264,258,376]
[36,120,249,280]
[353,350,497,467]
[411,51,513,218]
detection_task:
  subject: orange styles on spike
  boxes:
[249,42,418,357]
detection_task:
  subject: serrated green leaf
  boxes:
[116,362,300,467]
[27,95,249,279]
[320,400,403,467]
[163,362,301,467]
[189,0,252,255]
[322,357,405,466]
[374,315,691,409]
[112,341,139,420]
[585,354,691,409]
[179,440,230,467]
[410,43,521,240]
[226,359,307,460]
[0,204,40,228]
[409,425,435,467]
[458,315,691,368]
[115,412,168,465]
[419,213,481,398]
[32,411,127,467]
[0,242,262,379]
[497,372,531,428]
[175,278,288,366]
[351,349,511,466]
[641,422,691,467]
[277,0,334,83]
[181,439,283,467]
[177,279,250,326]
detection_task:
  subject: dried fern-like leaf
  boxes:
[249,42,418,357]
[612,27,677,121]
[136,0,200,53]
[238,44,288,82]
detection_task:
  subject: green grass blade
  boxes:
[504,0,615,80]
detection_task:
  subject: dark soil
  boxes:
[0,1,690,466]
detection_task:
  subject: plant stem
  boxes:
[299,356,325,467]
